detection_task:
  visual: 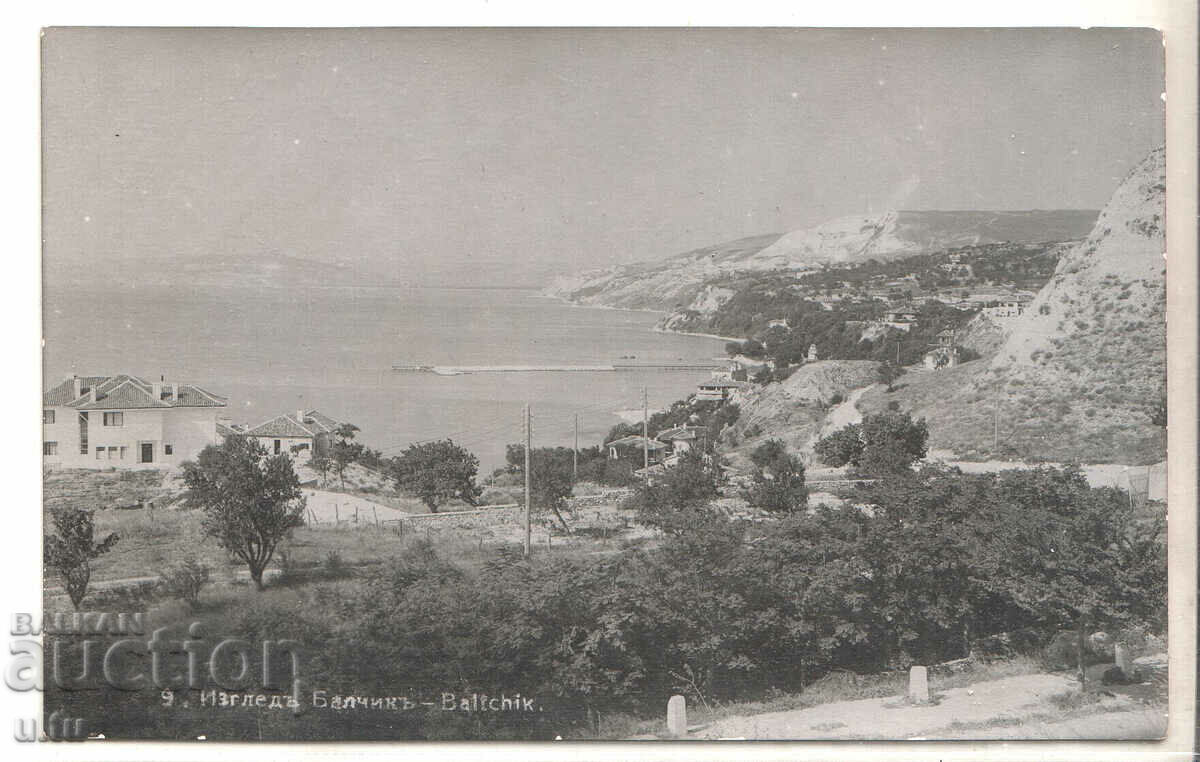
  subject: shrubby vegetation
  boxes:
[814,411,929,476]
[624,450,722,534]
[246,464,1162,736]
[741,439,808,513]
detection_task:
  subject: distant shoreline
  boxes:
[533,292,668,316]
[538,291,746,343]
[652,325,744,344]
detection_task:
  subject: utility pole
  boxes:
[573,414,579,482]
[993,383,1001,454]
[524,403,532,558]
[896,339,901,366]
[642,387,649,472]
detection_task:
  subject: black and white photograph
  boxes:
[35,24,1182,745]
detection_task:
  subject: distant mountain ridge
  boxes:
[548,209,1098,312]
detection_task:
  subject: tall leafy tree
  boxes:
[625,450,721,534]
[392,439,483,513]
[814,411,928,476]
[183,435,306,590]
[44,507,119,610]
[507,445,575,532]
[330,422,364,489]
[742,439,808,513]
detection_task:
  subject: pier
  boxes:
[392,363,726,375]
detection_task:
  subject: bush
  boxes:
[157,558,211,609]
[323,550,350,579]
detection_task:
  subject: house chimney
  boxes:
[71,376,81,399]
[296,409,306,423]
[88,386,97,403]
[169,383,177,401]
[152,381,163,400]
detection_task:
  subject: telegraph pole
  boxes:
[642,387,649,472]
[993,383,1001,454]
[524,403,532,558]
[573,413,579,482]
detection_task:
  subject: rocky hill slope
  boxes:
[547,210,1097,312]
[722,360,880,469]
[856,147,1166,464]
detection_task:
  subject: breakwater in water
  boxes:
[393,363,725,375]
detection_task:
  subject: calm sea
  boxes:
[42,285,726,472]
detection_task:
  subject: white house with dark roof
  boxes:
[42,374,227,469]
[236,410,343,462]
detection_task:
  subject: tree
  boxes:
[508,445,575,532]
[310,454,332,487]
[814,412,928,477]
[626,450,721,534]
[183,435,306,590]
[44,507,119,610]
[330,422,364,489]
[742,439,808,513]
[876,361,902,392]
[392,439,483,513]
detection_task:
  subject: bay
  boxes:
[42,284,727,472]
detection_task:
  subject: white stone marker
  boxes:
[1115,644,1132,676]
[908,665,930,704]
[666,695,687,737]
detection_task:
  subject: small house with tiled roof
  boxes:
[655,425,705,458]
[606,435,669,465]
[42,374,227,469]
[237,409,343,462]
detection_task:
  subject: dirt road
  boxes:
[678,673,1164,740]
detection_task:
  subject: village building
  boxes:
[42,374,227,469]
[923,329,961,370]
[766,318,789,329]
[695,379,743,403]
[982,296,1032,320]
[806,344,819,362]
[938,261,974,279]
[606,435,668,465]
[655,425,705,456]
[709,362,749,382]
[237,409,344,462]
[879,310,918,332]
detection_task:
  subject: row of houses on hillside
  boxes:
[43,373,346,471]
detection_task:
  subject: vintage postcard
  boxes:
[37,26,1173,745]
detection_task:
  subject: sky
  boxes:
[42,27,1165,288]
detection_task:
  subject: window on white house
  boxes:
[119,446,128,460]
[43,410,55,424]
[43,442,57,456]
[274,439,281,455]
[96,447,104,460]
[103,412,124,427]
[164,444,173,455]
[107,446,118,459]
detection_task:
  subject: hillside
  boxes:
[546,234,782,311]
[547,210,1096,312]
[755,209,1098,268]
[722,360,880,469]
[857,147,1166,464]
